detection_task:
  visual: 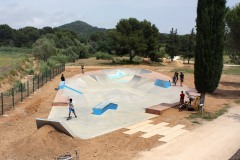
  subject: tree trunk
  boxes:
[188,57,190,64]
[129,50,136,63]
[199,92,206,114]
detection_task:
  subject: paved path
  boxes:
[137,105,240,160]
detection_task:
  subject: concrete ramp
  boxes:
[35,118,75,137]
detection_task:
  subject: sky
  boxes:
[0,0,239,34]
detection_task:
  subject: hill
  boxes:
[58,20,107,35]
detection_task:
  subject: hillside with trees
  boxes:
[58,20,107,36]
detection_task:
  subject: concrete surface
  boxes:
[123,121,188,142]
[137,105,240,160]
[47,68,192,139]
[35,118,75,137]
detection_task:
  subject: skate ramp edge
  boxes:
[35,118,75,138]
[92,102,118,115]
[154,79,171,88]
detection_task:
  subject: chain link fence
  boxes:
[0,64,65,115]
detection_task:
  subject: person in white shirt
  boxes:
[68,98,77,119]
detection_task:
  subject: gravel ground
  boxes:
[229,149,240,160]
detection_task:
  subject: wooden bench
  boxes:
[146,102,179,115]
[92,101,118,115]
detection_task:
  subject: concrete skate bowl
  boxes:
[46,68,191,139]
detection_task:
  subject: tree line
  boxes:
[0,3,239,64]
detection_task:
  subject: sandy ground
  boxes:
[0,62,239,160]
[137,104,240,160]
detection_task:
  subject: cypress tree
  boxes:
[194,0,226,106]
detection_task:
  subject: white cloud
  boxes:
[0,0,239,34]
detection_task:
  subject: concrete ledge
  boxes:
[52,89,68,106]
[35,118,75,138]
[146,102,179,115]
[92,102,118,115]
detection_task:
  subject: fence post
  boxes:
[20,83,23,102]
[27,81,29,97]
[42,74,43,86]
[33,77,35,93]
[38,75,40,89]
[12,88,14,108]
[49,69,52,81]
[46,71,48,83]
[1,93,3,115]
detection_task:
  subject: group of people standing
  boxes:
[172,71,184,86]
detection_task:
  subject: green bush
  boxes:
[39,61,50,73]
[9,69,18,76]
[132,56,143,64]
[95,52,113,60]
[50,54,72,63]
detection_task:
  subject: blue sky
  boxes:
[0,0,239,34]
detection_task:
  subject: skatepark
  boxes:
[41,68,192,139]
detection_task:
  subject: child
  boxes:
[68,98,77,119]
[172,75,177,86]
[180,91,185,104]
[81,64,84,74]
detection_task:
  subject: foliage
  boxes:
[112,57,142,65]
[0,24,14,46]
[95,52,113,60]
[14,27,41,47]
[132,56,143,64]
[225,3,240,64]
[58,20,107,36]
[194,0,226,100]
[165,28,179,61]
[111,18,159,62]
[225,3,240,51]
[223,66,240,75]
[228,50,240,64]
[39,61,50,73]
[180,29,195,64]
[32,37,57,61]
[50,54,73,63]
[187,106,229,121]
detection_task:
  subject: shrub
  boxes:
[9,69,18,76]
[95,52,113,60]
[133,56,143,64]
[50,54,72,63]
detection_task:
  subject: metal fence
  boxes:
[0,63,65,115]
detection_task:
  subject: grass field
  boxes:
[0,47,32,68]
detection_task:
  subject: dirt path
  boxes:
[137,104,240,160]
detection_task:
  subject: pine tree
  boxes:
[194,0,226,108]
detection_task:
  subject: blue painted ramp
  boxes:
[154,79,171,88]
[64,85,83,94]
[58,82,83,94]
[93,101,118,115]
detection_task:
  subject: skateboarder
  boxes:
[67,98,77,120]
